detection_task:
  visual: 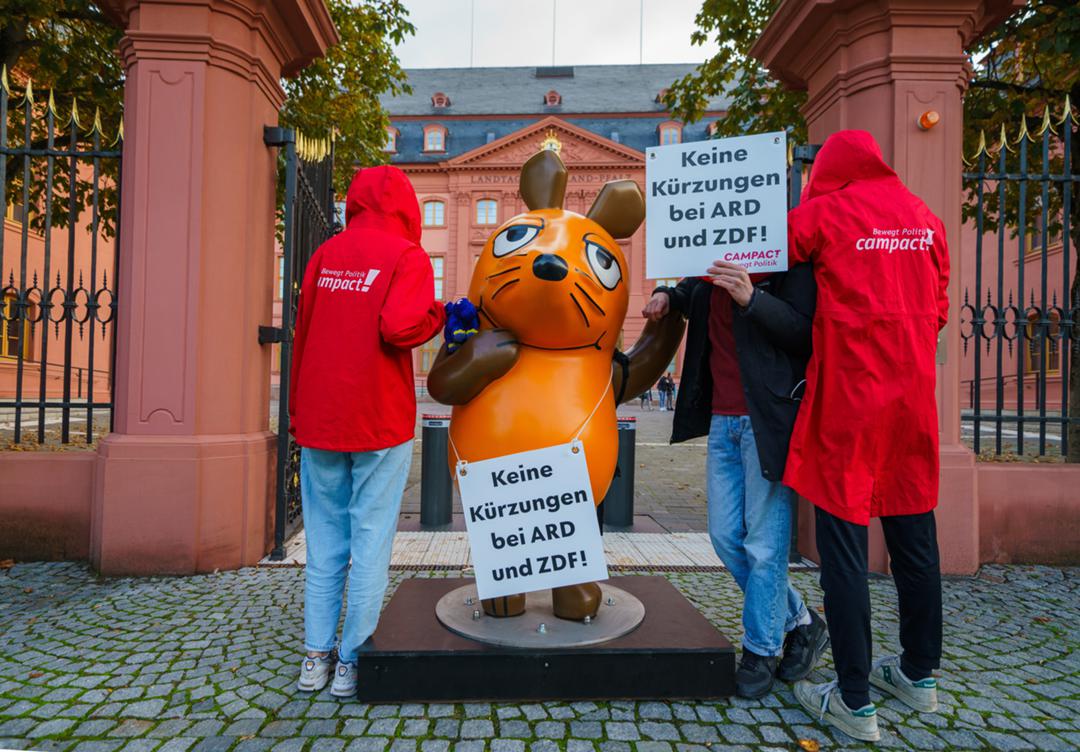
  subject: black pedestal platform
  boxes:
[356,576,735,702]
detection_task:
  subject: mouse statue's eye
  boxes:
[492,224,541,257]
[585,240,622,290]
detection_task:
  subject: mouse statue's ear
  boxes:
[587,180,645,239]
[520,150,568,210]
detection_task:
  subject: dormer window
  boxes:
[544,90,562,107]
[659,121,683,146]
[423,124,446,153]
[431,92,451,109]
[384,126,399,153]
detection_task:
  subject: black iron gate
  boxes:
[1,72,121,447]
[785,142,821,561]
[960,107,1078,459]
[262,126,337,559]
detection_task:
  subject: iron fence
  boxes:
[262,126,337,559]
[960,104,1078,459]
[0,69,121,446]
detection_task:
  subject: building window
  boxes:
[384,127,398,153]
[476,199,498,225]
[430,256,445,300]
[418,335,443,376]
[1,293,30,360]
[1025,310,1061,374]
[610,131,620,143]
[431,92,451,109]
[544,90,562,106]
[659,122,682,146]
[423,125,446,153]
[423,200,445,227]
[486,131,496,143]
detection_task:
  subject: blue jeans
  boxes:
[300,442,412,663]
[707,415,809,657]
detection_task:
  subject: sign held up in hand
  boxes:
[646,131,788,279]
[456,442,608,600]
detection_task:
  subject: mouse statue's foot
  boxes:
[552,582,602,621]
[481,594,526,617]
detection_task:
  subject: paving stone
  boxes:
[534,721,565,739]
[310,740,344,752]
[301,720,337,737]
[346,738,388,752]
[30,719,78,738]
[120,741,162,752]
[569,721,602,739]
[190,738,236,752]
[233,740,274,752]
[597,743,631,752]
[368,718,402,737]
[639,722,679,741]
[635,744,671,752]
[155,739,198,752]
[490,741,524,752]
[452,743,484,752]
[400,719,429,737]
[71,742,124,752]
[433,720,461,738]
[604,723,639,742]
[419,742,449,752]
[460,720,494,738]
[499,720,530,738]
[125,699,167,719]
[678,724,718,743]
[527,742,558,752]
[427,705,455,718]
[269,740,306,752]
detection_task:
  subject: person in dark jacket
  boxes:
[644,260,827,698]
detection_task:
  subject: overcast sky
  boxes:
[394,0,720,69]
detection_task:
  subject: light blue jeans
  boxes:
[300,442,412,663]
[707,415,809,657]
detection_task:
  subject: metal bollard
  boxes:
[420,414,453,527]
[600,416,636,527]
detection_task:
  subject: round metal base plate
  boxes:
[435,583,645,648]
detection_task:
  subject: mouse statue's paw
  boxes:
[552,582,602,621]
[482,594,526,618]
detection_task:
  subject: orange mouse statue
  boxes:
[427,150,685,622]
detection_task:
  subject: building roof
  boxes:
[380,64,729,116]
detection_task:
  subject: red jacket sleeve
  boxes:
[379,245,446,349]
[787,207,815,265]
[288,248,322,422]
[932,220,950,331]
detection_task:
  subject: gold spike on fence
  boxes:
[966,96,1076,164]
[1,66,123,142]
[295,129,332,163]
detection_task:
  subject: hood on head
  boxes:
[803,130,897,201]
[344,165,421,243]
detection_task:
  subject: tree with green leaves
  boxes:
[666,0,1080,461]
[0,0,414,215]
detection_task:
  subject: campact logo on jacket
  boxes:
[855,227,934,253]
[316,267,382,293]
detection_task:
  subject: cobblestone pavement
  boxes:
[400,402,708,532]
[2,562,1078,752]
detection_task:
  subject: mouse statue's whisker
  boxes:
[573,283,606,316]
[490,278,520,299]
[569,292,591,327]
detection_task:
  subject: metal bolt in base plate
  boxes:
[435,583,645,648]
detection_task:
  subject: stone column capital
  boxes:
[751,0,1023,96]
[99,0,338,107]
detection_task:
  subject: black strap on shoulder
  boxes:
[612,349,630,404]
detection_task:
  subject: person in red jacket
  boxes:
[289,165,444,697]
[784,131,949,742]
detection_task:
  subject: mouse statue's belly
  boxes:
[448,348,617,504]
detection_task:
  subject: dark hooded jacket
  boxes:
[784,130,949,524]
[289,166,445,452]
[662,264,816,482]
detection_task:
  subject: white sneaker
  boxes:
[794,679,880,742]
[330,660,358,697]
[871,655,939,712]
[296,653,333,692]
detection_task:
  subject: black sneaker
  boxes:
[778,609,829,683]
[735,649,778,699]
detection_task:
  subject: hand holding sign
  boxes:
[707,261,754,307]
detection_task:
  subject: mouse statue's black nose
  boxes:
[532,253,568,282]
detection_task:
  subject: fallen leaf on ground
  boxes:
[798,740,820,752]
[22,587,32,594]
[0,559,15,569]
[29,672,43,678]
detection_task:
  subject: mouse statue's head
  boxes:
[467,150,645,353]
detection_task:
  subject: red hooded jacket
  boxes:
[289,166,445,452]
[783,131,949,525]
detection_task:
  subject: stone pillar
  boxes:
[752,0,1022,574]
[91,0,337,574]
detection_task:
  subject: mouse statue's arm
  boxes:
[612,312,686,404]
[426,328,520,405]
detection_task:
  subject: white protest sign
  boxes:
[646,130,788,278]
[456,441,608,600]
